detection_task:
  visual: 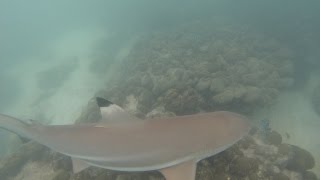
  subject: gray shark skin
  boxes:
[0,98,251,180]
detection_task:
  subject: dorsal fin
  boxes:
[96,97,141,123]
[96,97,113,108]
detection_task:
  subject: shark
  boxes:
[0,97,251,180]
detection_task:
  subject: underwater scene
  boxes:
[0,1,320,179]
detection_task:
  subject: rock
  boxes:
[138,89,155,108]
[196,78,211,91]
[49,152,72,171]
[95,171,117,180]
[212,89,234,104]
[0,142,47,179]
[266,130,282,146]
[265,164,280,176]
[278,143,291,155]
[229,157,259,177]
[141,74,153,90]
[285,144,315,172]
[272,173,290,180]
[162,88,201,115]
[152,77,173,96]
[243,86,262,103]
[116,174,131,180]
[303,171,318,180]
[52,169,70,180]
[116,173,151,180]
[211,173,230,180]
[146,106,175,118]
[75,98,101,124]
[209,78,225,93]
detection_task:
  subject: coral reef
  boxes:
[198,128,315,180]
[101,19,294,115]
[12,161,57,180]
[0,142,47,179]
[0,141,73,180]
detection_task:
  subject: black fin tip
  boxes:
[96,97,113,107]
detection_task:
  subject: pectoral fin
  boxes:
[71,157,91,173]
[159,160,197,180]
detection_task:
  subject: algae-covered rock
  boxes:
[162,88,202,115]
[229,157,259,177]
[196,78,211,92]
[52,169,71,180]
[266,130,282,146]
[278,143,315,172]
[103,19,295,115]
[272,173,290,180]
[303,171,318,180]
[0,141,47,179]
[48,152,72,172]
[75,98,101,124]
[286,144,315,172]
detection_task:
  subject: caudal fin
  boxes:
[0,114,34,140]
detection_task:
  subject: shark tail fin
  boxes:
[0,114,34,140]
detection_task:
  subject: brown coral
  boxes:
[106,20,295,114]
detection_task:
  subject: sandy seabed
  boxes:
[255,71,320,176]
[3,27,108,125]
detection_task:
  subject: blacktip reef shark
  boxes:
[0,97,251,180]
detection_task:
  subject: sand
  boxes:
[254,71,320,176]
